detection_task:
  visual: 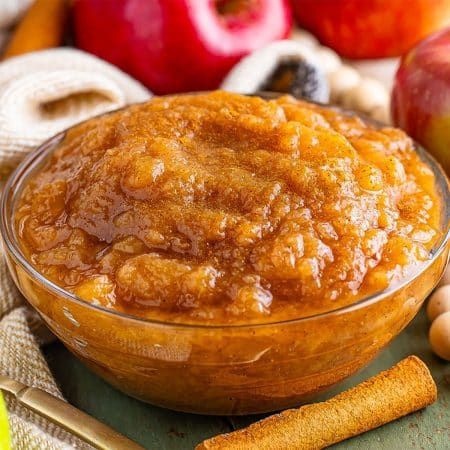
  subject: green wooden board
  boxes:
[44,310,450,450]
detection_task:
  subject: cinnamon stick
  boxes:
[196,356,437,450]
[2,0,69,60]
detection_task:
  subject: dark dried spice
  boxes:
[262,58,328,103]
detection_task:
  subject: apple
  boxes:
[392,28,450,174]
[290,0,450,58]
[0,392,10,450]
[73,0,292,94]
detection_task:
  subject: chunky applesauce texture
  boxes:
[16,91,441,324]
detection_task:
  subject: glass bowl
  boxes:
[1,105,450,416]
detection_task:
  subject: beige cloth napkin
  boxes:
[0,47,151,449]
[0,48,151,176]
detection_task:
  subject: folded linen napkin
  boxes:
[0,48,150,177]
[0,47,150,449]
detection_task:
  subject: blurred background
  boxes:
[1,0,450,174]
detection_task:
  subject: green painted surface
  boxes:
[44,310,450,450]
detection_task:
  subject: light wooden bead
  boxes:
[317,47,342,74]
[437,264,450,287]
[427,285,450,321]
[350,58,400,92]
[370,104,391,124]
[328,65,361,102]
[429,311,450,361]
[341,77,389,114]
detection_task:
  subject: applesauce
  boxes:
[15,91,441,324]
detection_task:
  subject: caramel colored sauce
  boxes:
[15,92,441,324]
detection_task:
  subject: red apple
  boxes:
[291,0,450,59]
[392,27,450,174]
[73,0,292,94]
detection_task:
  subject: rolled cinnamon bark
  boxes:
[2,0,69,60]
[197,356,437,450]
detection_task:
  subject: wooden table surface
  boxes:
[44,309,449,450]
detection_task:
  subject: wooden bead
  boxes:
[370,104,391,124]
[328,65,361,102]
[427,285,450,321]
[350,58,400,92]
[429,311,450,361]
[341,77,389,114]
[317,47,342,74]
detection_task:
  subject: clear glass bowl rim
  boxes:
[1,97,450,330]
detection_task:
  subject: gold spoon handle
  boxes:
[0,375,144,450]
